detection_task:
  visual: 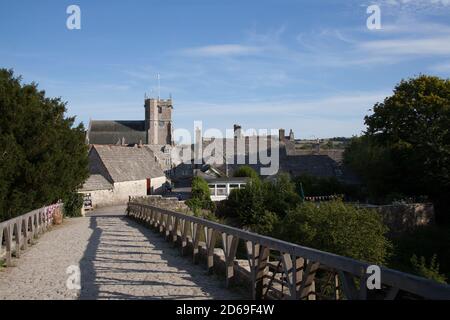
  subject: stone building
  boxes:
[86,98,173,146]
[79,144,167,208]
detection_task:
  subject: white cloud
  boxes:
[176,91,388,118]
[358,36,450,55]
[172,91,390,138]
[182,44,263,57]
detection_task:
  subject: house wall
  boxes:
[80,176,167,208]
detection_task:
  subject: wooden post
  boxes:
[22,218,28,250]
[172,217,179,244]
[246,241,270,300]
[14,222,21,258]
[298,260,320,300]
[5,225,12,266]
[192,223,201,264]
[181,219,189,256]
[165,215,172,238]
[222,233,239,288]
[205,228,218,274]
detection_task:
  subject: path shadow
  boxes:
[78,207,241,300]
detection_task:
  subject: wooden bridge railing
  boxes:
[127,202,450,300]
[0,203,63,266]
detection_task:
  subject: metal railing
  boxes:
[127,202,450,300]
[0,203,63,266]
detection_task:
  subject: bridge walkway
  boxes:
[0,206,242,300]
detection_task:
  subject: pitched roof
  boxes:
[81,174,113,191]
[87,120,146,145]
[91,145,165,182]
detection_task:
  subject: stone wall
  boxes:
[80,177,166,209]
[359,203,434,235]
[130,195,190,213]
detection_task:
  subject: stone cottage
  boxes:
[79,144,167,208]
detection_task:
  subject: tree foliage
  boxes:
[0,69,89,221]
[344,75,450,223]
[233,165,259,179]
[186,176,215,213]
[277,201,391,265]
[410,254,447,284]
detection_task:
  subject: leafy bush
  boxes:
[63,192,84,217]
[248,210,279,235]
[233,165,259,179]
[186,176,215,213]
[226,177,266,227]
[292,174,362,200]
[389,225,450,281]
[276,201,391,265]
[410,254,447,284]
[264,173,301,219]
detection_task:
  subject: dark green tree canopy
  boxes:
[345,75,450,223]
[0,69,89,221]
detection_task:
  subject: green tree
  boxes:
[293,174,345,197]
[0,69,89,221]
[186,176,215,213]
[345,75,450,223]
[264,173,301,219]
[277,201,391,265]
[226,177,266,227]
[233,165,259,179]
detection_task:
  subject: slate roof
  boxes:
[91,145,165,183]
[81,174,113,191]
[87,120,146,145]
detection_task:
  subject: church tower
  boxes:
[144,98,173,145]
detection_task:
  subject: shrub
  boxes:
[410,254,447,284]
[233,165,259,179]
[186,176,215,213]
[265,173,301,219]
[248,210,280,235]
[389,225,450,281]
[277,201,391,265]
[227,177,266,227]
[63,192,84,217]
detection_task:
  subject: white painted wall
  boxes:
[151,176,167,195]
[80,176,167,208]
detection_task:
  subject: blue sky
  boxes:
[1,0,449,138]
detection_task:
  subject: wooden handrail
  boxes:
[0,203,63,266]
[127,202,450,300]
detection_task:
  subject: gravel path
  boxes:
[0,206,242,300]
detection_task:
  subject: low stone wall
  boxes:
[359,203,434,235]
[130,195,190,213]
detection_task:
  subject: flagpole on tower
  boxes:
[157,73,161,101]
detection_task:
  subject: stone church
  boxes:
[86,98,173,146]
